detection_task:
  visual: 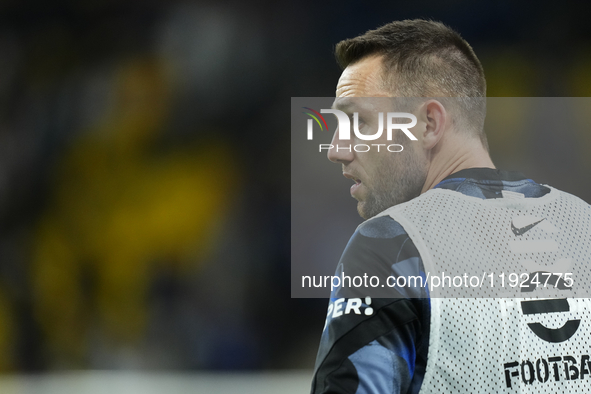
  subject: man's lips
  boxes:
[343,172,362,195]
[343,172,361,184]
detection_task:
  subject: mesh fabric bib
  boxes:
[381,187,591,393]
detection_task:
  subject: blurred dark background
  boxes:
[0,0,590,373]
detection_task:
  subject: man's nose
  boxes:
[327,127,354,164]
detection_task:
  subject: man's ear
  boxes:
[419,100,447,150]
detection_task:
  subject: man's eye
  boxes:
[351,114,365,128]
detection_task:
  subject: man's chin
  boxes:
[357,199,398,220]
[357,206,367,220]
[356,202,372,220]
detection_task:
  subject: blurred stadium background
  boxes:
[0,0,590,392]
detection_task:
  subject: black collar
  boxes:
[441,168,528,183]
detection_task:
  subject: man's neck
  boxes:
[421,136,495,193]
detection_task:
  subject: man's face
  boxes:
[328,55,427,219]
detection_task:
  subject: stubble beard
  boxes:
[357,148,427,220]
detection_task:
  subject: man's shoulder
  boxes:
[342,216,414,271]
[356,215,407,239]
[335,215,424,298]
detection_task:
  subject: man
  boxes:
[311,20,591,393]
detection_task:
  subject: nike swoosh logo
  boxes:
[511,217,545,236]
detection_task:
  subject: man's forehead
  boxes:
[335,55,390,98]
[331,97,378,112]
[332,95,400,113]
